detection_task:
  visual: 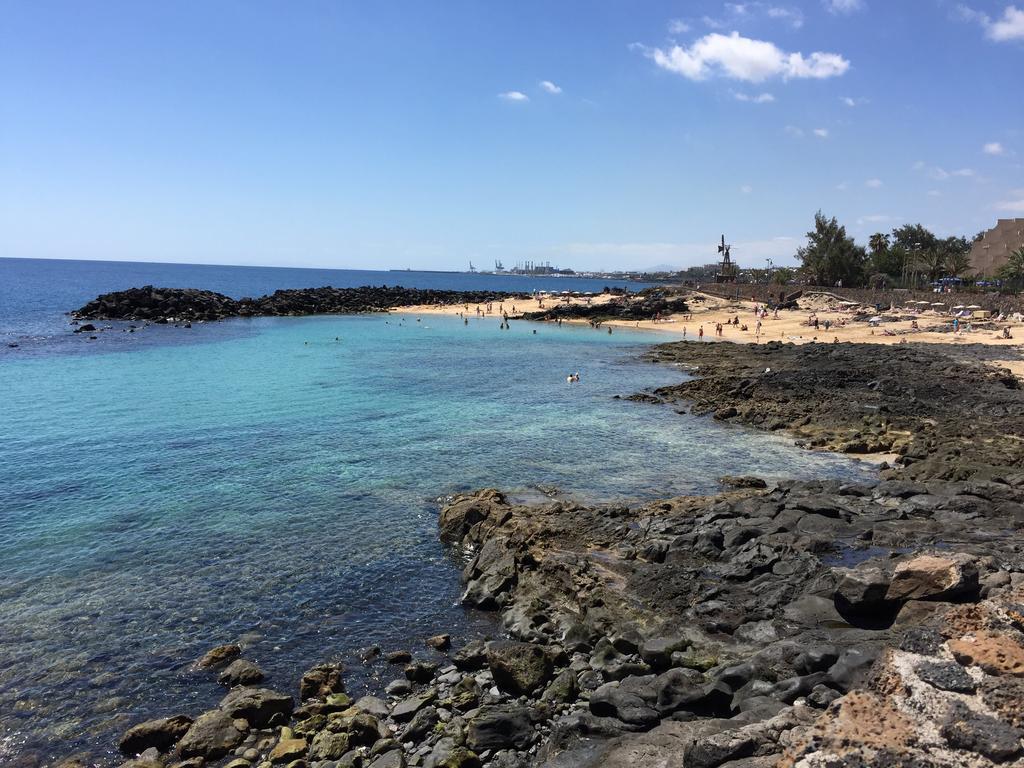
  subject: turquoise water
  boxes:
[0,263,875,765]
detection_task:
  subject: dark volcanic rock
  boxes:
[177,710,245,759]
[218,686,293,728]
[466,705,535,751]
[486,641,553,696]
[217,658,264,687]
[118,715,192,755]
[73,285,521,323]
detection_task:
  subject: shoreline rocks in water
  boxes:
[105,341,1024,768]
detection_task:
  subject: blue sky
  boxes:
[2,1,1022,271]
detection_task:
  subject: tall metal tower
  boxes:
[716,235,737,283]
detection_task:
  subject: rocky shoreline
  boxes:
[71,286,524,323]
[72,340,1024,768]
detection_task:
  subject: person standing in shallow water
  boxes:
[698,325,704,341]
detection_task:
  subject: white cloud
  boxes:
[740,184,754,194]
[710,3,805,29]
[734,91,776,103]
[983,141,1005,155]
[840,96,867,107]
[813,128,829,138]
[764,6,805,29]
[865,178,883,188]
[836,181,849,191]
[996,198,1024,212]
[825,0,865,14]
[539,80,562,94]
[857,214,898,225]
[990,5,1024,40]
[499,91,529,102]
[915,162,977,181]
[785,125,805,138]
[639,32,850,83]
[958,4,1024,41]
[668,18,691,34]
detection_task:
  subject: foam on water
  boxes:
[0,302,874,764]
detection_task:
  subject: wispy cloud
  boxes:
[914,161,977,181]
[840,96,867,107]
[857,214,898,225]
[785,125,805,138]
[499,91,529,102]
[637,32,850,83]
[668,18,691,34]
[706,3,805,30]
[825,0,865,14]
[539,80,562,94]
[957,4,1024,41]
[996,197,1024,212]
[983,141,1005,155]
[865,178,884,188]
[740,184,754,194]
[813,128,829,138]
[836,181,849,191]
[733,91,776,103]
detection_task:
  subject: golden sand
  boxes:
[393,291,1024,377]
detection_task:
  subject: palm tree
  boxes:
[998,247,1024,291]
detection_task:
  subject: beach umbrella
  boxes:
[967,305,982,310]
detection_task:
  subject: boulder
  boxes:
[452,640,488,671]
[118,715,193,755]
[268,736,307,763]
[589,679,660,727]
[885,554,980,602]
[405,660,439,683]
[390,689,437,722]
[426,634,452,651]
[368,750,406,768]
[308,731,351,761]
[466,705,534,751]
[638,634,688,671]
[196,643,241,669]
[177,710,245,759]
[401,705,439,741]
[299,662,345,700]
[486,641,552,696]
[219,687,294,728]
[218,659,265,687]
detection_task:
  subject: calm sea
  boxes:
[0,258,873,765]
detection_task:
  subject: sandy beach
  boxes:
[393,290,1024,376]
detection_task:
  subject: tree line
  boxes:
[792,211,1024,290]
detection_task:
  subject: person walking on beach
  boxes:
[698,325,704,341]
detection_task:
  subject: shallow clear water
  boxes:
[0,262,875,765]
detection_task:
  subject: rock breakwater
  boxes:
[73,286,520,323]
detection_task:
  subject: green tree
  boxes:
[891,223,938,253]
[940,236,973,279]
[795,211,867,287]
[998,247,1024,290]
[771,267,795,285]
